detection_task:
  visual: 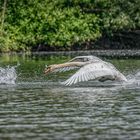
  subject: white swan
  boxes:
[44,56,127,86]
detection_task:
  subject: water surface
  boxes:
[0,54,140,140]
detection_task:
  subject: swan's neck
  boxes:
[53,62,87,70]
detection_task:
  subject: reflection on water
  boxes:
[0,54,140,140]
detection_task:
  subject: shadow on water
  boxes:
[0,53,140,140]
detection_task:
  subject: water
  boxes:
[0,66,17,85]
[0,53,140,140]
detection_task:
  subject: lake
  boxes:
[0,53,140,140]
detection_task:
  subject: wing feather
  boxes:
[63,62,118,86]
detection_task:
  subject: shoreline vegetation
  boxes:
[0,50,140,59]
[0,0,140,52]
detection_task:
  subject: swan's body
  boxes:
[45,56,127,86]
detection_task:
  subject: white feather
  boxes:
[63,61,126,86]
[46,55,127,86]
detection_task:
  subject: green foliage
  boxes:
[0,0,139,52]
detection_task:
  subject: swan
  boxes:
[44,56,127,86]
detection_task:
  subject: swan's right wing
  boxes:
[63,62,116,86]
[69,55,102,62]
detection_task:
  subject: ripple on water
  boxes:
[0,67,140,139]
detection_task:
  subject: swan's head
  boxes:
[44,65,55,75]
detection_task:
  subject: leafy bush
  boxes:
[0,0,139,52]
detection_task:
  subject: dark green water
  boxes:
[0,54,140,140]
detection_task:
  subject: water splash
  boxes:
[135,71,140,77]
[0,65,17,84]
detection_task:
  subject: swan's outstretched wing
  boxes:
[63,62,120,86]
[69,55,102,62]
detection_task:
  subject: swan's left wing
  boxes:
[63,62,116,86]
